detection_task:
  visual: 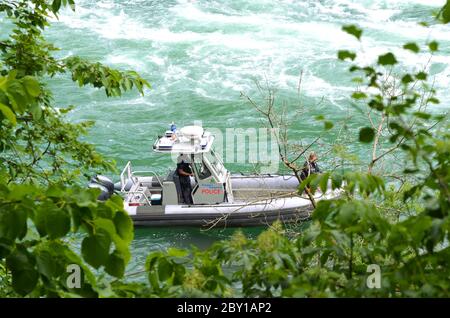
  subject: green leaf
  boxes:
[68,0,76,11]
[72,188,99,208]
[105,194,125,211]
[309,174,322,194]
[29,103,42,120]
[46,185,66,198]
[351,92,367,100]
[413,112,432,120]
[46,209,71,239]
[337,50,356,61]
[441,4,450,23]
[312,200,334,223]
[93,218,130,262]
[5,83,27,113]
[34,205,71,239]
[403,42,420,53]
[172,264,186,285]
[377,53,397,66]
[12,269,39,296]
[6,247,38,296]
[336,203,355,226]
[320,250,332,266]
[324,121,334,130]
[416,71,427,80]
[0,238,13,259]
[315,115,325,120]
[22,76,41,97]
[342,25,362,40]
[427,97,439,104]
[331,173,343,190]
[167,248,188,258]
[158,257,173,281]
[401,74,414,85]
[0,209,27,241]
[359,127,375,143]
[36,249,62,278]
[81,230,111,269]
[319,173,330,193]
[52,0,62,13]
[7,70,17,81]
[105,250,126,278]
[113,211,133,243]
[0,103,16,125]
[428,41,438,52]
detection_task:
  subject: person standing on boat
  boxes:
[300,152,321,180]
[177,154,194,204]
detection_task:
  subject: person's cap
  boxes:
[177,154,191,163]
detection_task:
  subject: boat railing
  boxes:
[120,161,164,191]
[125,190,152,206]
[120,161,133,192]
[131,170,163,188]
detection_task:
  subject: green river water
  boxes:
[5,0,450,279]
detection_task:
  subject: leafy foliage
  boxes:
[403,42,420,53]
[0,0,449,299]
[0,0,142,297]
[337,50,356,61]
[359,127,375,143]
[0,180,135,296]
[342,25,362,40]
[65,57,150,97]
[438,0,450,23]
[377,52,397,66]
[0,0,149,184]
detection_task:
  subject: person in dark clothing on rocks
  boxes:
[177,154,194,204]
[300,152,321,181]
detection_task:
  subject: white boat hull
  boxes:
[127,186,341,228]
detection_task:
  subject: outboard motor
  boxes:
[88,175,115,201]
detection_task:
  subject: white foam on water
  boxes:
[360,19,450,43]
[164,64,190,82]
[97,1,116,9]
[301,72,353,101]
[58,5,275,49]
[105,54,145,70]
[380,0,446,7]
[147,55,166,66]
[51,0,450,115]
[171,3,271,27]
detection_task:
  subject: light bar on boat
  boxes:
[153,125,214,154]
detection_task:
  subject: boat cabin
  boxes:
[121,125,233,208]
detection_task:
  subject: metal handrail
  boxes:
[120,161,133,192]
[124,190,152,206]
[130,170,163,187]
[120,161,163,191]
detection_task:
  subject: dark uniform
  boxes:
[300,160,321,180]
[177,160,193,204]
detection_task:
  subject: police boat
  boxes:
[88,125,342,228]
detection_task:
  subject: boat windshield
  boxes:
[194,160,212,180]
[205,149,226,180]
